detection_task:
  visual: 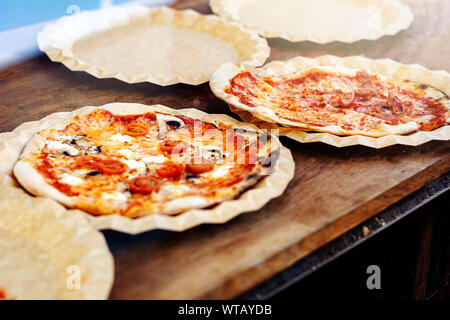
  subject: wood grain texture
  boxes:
[0,0,449,299]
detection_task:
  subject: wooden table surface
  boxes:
[0,0,449,299]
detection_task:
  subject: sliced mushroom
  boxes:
[259,150,279,174]
[46,140,80,156]
[88,145,102,153]
[186,174,202,184]
[66,135,93,151]
[77,140,93,150]
[198,146,227,161]
[59,145,79,156]
[67,135,86,145]
[156,114,185,139]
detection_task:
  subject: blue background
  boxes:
[0,0,133,31]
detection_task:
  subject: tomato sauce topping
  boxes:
[0,287,14,300]
[0,288,7,299]
[159,140,188,155]
[98,160,127,175]
[75,155,101,170]
[156,161,184,180]
[123,123,149,137]
[36,153,79,196]
[186,159,215,174]
[129,176,160,195]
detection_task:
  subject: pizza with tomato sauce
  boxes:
[0,287,14,300]
[211,63,450,137]
[13,104,278,218]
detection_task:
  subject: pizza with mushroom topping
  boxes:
[211,64,450,137]
[13,105,279,218]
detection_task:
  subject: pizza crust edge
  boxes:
[14,160,74,208]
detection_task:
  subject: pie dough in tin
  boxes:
[210,0,414,43]
[38,5,270,86]
[0,186,114,299]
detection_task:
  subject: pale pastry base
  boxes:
[0,186,114,300]
[38,5,269,86]
[210,0,414,43]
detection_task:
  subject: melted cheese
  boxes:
[110,134,132,143]
[60,173,83,186]
[160,183,192,196]
[101,192,128,202]
[119,149,134,158]
[59,135,76,141]
[204,165,233,179]
[141,155,168,164]
[120,159,146,172]
[46,140,80,156]
[75,169,91,175]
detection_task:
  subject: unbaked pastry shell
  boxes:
[210,0,414,43]
[38,5,270,86]
[0,186,114,299]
